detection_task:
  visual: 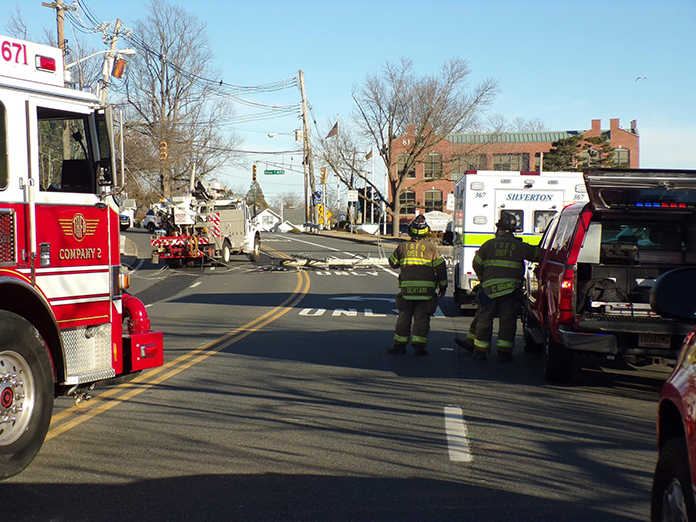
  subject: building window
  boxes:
[397,154,415,178]
[424,190,443,212]
[579,149,602,167]
[423,153,443,179]
[451,154,487,180]
[493,153,529,171]
[613,148,630,166]
[399,190,416,214]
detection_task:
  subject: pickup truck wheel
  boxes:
[651,437,695,522]
[248,236,260,263]
[221,242,231,264]
[0,311,54,480]
[542,328,573,382]
[522,305,543,354]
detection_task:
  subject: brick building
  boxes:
[390,118,639,224]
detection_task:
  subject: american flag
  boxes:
[325,122,338,139]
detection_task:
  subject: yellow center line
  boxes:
[47,247,309,440]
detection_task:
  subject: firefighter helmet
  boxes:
[496,213,518,231]
[408,215,430,238]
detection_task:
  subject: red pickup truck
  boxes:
[523,168,696,382]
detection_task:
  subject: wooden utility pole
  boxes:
[298,70,315,224]
[42,0,76,55]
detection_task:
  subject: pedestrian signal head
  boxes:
[496,213,517,232]
[408,215,430,238]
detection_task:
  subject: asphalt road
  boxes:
[7,229,670,521]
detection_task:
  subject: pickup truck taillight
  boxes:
[559,269,576,312]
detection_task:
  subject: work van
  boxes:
[524,168,696,382]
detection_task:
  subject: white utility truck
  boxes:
[151,181,261,265]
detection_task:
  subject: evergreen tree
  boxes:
[543,135,583,171]
[544,134,616,171]
[246,182,269,215]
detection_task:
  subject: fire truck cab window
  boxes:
[37,108,94,194]
[0,102,6,190]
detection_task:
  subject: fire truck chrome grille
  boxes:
[62,324,115,384]
[0,210,16,265]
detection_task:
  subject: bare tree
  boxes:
[317,124,379,220]
[350,57,498,236]
[270,191,303,213]
[4,5,29,40]
[122,0,242,199]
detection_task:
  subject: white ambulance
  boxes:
[451,170,587,310]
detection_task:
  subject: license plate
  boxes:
[638,333,670,349]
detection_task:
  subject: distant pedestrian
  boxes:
[387,215,448,356]
[470,214,539,362]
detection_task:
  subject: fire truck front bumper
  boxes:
[124,331,164,372]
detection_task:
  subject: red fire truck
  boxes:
[0,36,163,479]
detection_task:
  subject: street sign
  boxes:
[347,190,358,202]
[264,169,285,175]
[317,205,332,224]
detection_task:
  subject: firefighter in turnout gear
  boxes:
[387,215,448,356]
[471,213,539,361]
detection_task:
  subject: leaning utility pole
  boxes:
[42,0,76,55]
[298,70,315,224]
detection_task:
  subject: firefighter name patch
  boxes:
[58,214,99,242]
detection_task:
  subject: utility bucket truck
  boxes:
[150,180,261,266]
[0,35,163,479]
[452,170,587,311]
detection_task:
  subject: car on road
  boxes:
[141,208,161,233]
[651,266,696,521]
[523,168,696,382]
[119,213,131,231]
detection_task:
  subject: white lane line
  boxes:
[190,281,202,288]
[444,406,472,462]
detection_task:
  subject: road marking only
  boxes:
[444,406,472,462]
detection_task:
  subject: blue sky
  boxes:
[4,0,695,200]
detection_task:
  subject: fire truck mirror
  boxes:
[97,159,113,186]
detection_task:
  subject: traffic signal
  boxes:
[252,164,257,182]
[320,167,327,185]
[159,140,167,161]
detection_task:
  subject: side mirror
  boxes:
[97,159,112,186]
[651,267,696,320]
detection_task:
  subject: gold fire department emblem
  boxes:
[58,214,99,242]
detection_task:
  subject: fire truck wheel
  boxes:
[0,311,54,480]
[222,241,231,264]
[248,236,260,263]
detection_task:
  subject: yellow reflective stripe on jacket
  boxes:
[480,259,523,269]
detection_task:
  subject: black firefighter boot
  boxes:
[412,344,429,356]
[387,343,407,354]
